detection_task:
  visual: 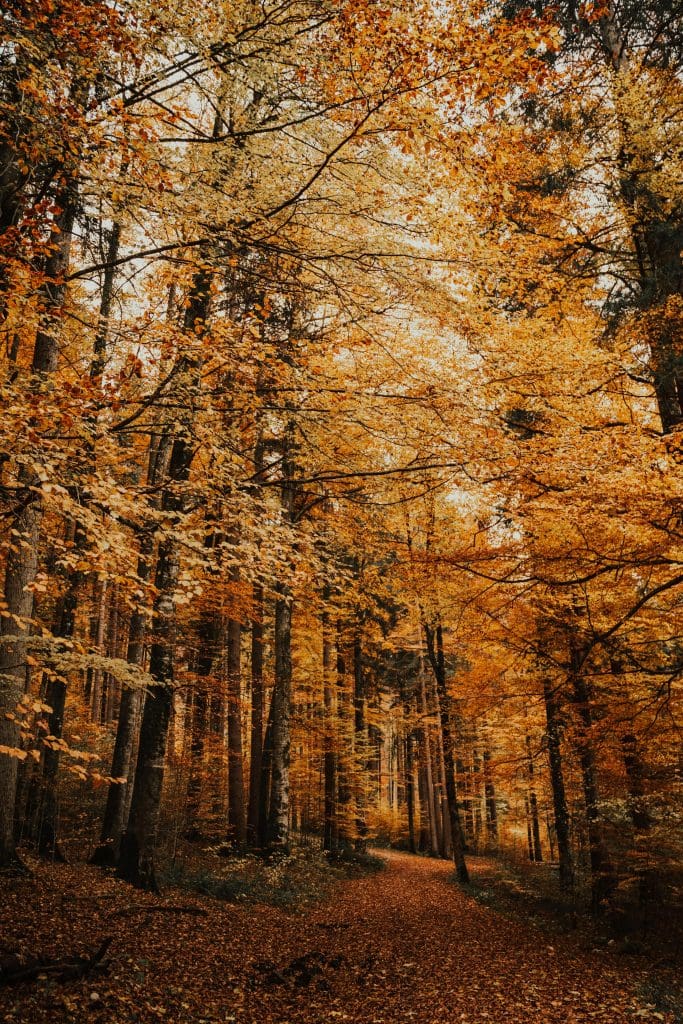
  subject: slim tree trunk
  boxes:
[430,668,452,858]
[247,585,264,846]
[182,612,221,842]
[418,659,440,856]
[621,733,650,832]
[603,32,683,431]
[424,621,469,883]
[483,743,498,848]
[322,610,338,853]
[0,71,28,323]
[526,735,543,862]
[0,494,40,869]
[90,220,121,380]
[257,696,274,850]
[335,625,353,854]
[621,731,657,911]
[570,643,616,912]
[265,584,292,853]
[405,731,416,854]
[185,686,208,840]
[542,676,574,897]
[227,615,246,846]
[86,578,108,715]
[90,523,158,865]
[32,519,88,860]
[104,591,120,724]
[353,630,368,853]
[117,537,180,891]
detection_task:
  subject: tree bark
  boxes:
[322,610,338,853]
[265,584,292,854]
[90,220,121,380]
[0,492,40,869]
[542,676,574,897]
[335,625,353,854]
[227,615,246,846]
[418,658,440,856]
[526,734,543,862]
[247,585,264,846]
[423,621,469,883]
[405,731,416,854]
[32,521,87,860]
[353,630,368,853]
[0,179,77,869]
[117,536,180,891]
[117,269,211,889]
[569,643,616,912]
[483,744,498,848]
[257,696,274,850]
[183,613,221,842]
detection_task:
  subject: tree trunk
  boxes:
[405,731,416,854]
[418,659,440,856]
[247,585,264,846]
[335,625,353,854]
[86,578,108,715]
[431,674,452,858]
[183,613,221,842]
[0,492,40,869]
[117,269,211,889]
[257,696,274,850]
[353,630,368,853]
[32,523,87,860]
[322,610,338,854]
[265,585,292,854]
[621,733,650,832]
[542,676,574,897]
[592,11,683,431]
[117,537,180,891]
[0,180,77,869]
[90,220,121,380]
[483,744,498,848]
[184,686,208,840]
[621,731,657,911]
[570,644,616,912]
[90,528,157,866]
[227,616,246,846]
[424,621,469,883]
[526,734,543,862]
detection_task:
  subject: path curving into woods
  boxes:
[0,851,678,1023]
[249,852,675,1024]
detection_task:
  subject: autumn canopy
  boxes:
[0,0,682,977]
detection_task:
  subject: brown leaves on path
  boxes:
[0,851,679,1023]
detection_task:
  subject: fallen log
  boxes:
[0,937,113,987]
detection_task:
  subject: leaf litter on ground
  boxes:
[0,850,681,1024]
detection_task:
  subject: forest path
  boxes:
[248,850,672,1024]
[0,851,678,1023]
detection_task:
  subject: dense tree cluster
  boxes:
[0,0,681,925]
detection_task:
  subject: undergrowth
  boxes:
[160,845,385,909]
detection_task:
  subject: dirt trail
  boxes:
[250,851,676,1024]
[0,851,678,1023]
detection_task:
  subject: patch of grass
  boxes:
[328,848,386,875]
[161,864,258,902]
[160,845,384,910]
[452,857,577,935]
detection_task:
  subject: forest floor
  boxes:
[0,850,681,1024]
